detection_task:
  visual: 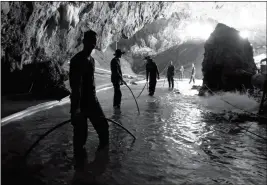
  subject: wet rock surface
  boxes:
[201,23,257,93]
[1,2,171,96]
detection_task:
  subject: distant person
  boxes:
[69,30,109,164]
[145,56,160,96]
[167,61,175,89]
[110,49,125,109]
[189,63,196,84]
[180,65,184,80]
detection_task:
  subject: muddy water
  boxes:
[1,80,266,185]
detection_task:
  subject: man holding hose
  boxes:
[110,49,125,109]
[145,56,160,96]
[69,30,109,165]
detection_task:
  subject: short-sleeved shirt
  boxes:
[110,57,122,83]
[69,52,96,114]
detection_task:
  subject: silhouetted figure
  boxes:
[111,49,125,109]
[145,56,160,96]
[69,30,109,165]
[180,65,184,80]
[189,63,196,84]
[167,61,175,89]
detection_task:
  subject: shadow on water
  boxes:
[71,147,110,185]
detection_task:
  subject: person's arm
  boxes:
[156,64,160,79]
[146,64,149,81]
[117,60,123,82]
[69,59,82,115]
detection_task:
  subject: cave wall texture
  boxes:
[1,1,172,96]
[1,2,266,97]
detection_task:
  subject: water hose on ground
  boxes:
[123,81,140,114]
[23,117,136,159]
[137,82,147,98]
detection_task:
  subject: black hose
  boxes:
[23,117,136,159]
[105,118,136,140]
[137,82,147,98]
[123,82,140,114]
[23,119,71,159]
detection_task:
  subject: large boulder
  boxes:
[200,23,257,94]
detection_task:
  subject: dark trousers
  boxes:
[149,79,157,95]
[189,75,195,84]
[167,76,174,89]
[113,82,122,107]
[72,101,109,156]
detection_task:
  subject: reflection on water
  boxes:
[1,80,266,185]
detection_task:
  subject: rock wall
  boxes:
[200,23,257,94]
[1,1,172,97]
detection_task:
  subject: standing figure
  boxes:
[180,65,184,80]
[69,30,109,162]
[111,49,125,109]
[189,63,196,84]
[167,61,175,89]
[145,56,160,96]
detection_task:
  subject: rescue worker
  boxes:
[180,65,184,80]
[189,63,196,84]
[167,61,175,89]
[110,49,125,108]
[145,56,160,96]
[69,30,109,163]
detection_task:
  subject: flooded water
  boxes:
[2,79,267,185]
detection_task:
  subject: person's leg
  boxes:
[167,76,171,88]
[113,82,121,107]
[149,79,153,95]
[193,76,195,84]
[151,79,157,95]
[113,83,117,107]
[189,75,192,84]
[171,77,174,89]
[72,113,88,157]
[88,99,109,149]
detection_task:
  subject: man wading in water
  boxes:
[189,63,196,84]
[167,61,175,89]
[110,49,125,109]
[69,30,109,166]
[145,56,160,96]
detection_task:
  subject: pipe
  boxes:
[23,116,136,159]
[123,81,140,114]
[137,82,147,98]
[105,118,136,140]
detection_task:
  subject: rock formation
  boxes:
[1,2,172,98]
[200,23,257,95]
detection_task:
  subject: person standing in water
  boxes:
[69,30,109,165]
[145,56,160,96]
[110,49,125,109]
[189,63,196,84]
[180,65,184,80]
[167,61,175,89]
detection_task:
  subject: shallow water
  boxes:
[2,79,267,185]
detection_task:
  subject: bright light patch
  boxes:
[239,30,249,38]
[184,22,214,40]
